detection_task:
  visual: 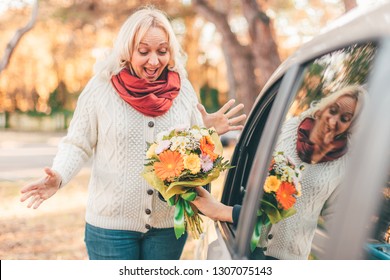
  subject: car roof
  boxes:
[258,2,390,100]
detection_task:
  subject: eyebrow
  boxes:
[139,42,168,47]
[331,103,354,115]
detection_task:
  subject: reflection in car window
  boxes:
[249,42,377,260]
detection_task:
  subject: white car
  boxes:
[195,2,390,260]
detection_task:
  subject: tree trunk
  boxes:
[241,0,281,88]
[192,0,280,115]
[0,0,39,74]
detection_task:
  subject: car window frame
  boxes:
[322,37,390,259]
[216,79,282,256]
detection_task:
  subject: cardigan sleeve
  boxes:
[180,78,204,127]
[51,76,101,187]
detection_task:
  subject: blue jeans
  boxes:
[84,223,187,260]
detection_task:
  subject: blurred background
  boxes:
[0,0,387,260]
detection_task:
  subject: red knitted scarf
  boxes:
[111,68,180,117]
[296,118,348,163]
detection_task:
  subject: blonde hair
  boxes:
[301,84,368,135]
[94,6,187,80]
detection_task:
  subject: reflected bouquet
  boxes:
[142,125,232,239]
[251,151,303,251]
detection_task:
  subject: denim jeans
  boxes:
[84,223,187,260]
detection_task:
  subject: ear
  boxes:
[314,109,324,119]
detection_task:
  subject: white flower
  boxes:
[200,128,210,136]
[189,129,203,140]
[170,136,189,152]
[155,140,171,154]
[274,153,285,164]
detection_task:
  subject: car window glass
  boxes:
[250,42,378,260]
[220,80,280,239]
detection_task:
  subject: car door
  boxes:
[195,64,304,259]
[199,37,390,260]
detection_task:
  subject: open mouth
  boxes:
[144,68,159,77]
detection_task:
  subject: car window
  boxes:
[249,42,378,260]
[219,80,281,237]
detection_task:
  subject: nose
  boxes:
[328,116,337,129]
[148,53,159,66]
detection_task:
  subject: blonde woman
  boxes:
[20,6,246,260]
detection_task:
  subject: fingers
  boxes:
[225,103,245,118]
[44,167,55,177]
[27,195,41,208]
[20,180,40,193]
[32,198,45,209]
[227,125,244,132]
[20,189,37,202]
[195,186,209,197]
[218,99,236,114]
[27,196,44,209]
[228,114,246,126]
[196,103,207,116]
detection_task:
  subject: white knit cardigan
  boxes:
[52,75,203,232]
[259,116,348,260]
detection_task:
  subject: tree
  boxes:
[192,0,281,115]
[0,0,39,74]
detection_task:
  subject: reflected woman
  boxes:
[193,85,367,260]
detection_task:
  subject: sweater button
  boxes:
[148,121,154,128]
[147,189,154,195]
[145,209,151,215]
[145,224,151,230]
[268,234,273,240]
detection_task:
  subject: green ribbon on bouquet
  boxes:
[171,191,197,239]
[250,213,271,252]
[250,199,297,252]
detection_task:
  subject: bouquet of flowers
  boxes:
[251,151,303,251]
[142,125,232,239]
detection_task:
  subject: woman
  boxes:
[193,85,367,260]
[19,7,245,260]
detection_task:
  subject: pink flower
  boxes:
[200,154,213,172]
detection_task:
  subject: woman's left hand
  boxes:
[197,99,246,135]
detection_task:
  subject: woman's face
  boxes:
[316,95,357,140]
[130,27,170,82]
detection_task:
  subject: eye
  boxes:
[158,49,168,55]
[341,114,352,123]
[138,49,148,56]
[329,106,338,115]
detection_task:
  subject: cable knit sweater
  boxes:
[52,75,203,233]
[258,116,348,260]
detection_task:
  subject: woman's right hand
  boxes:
[20,167,62,209]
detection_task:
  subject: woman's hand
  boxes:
[20,167,62,209]
[197,99,246,135]
[192,187,233,223]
